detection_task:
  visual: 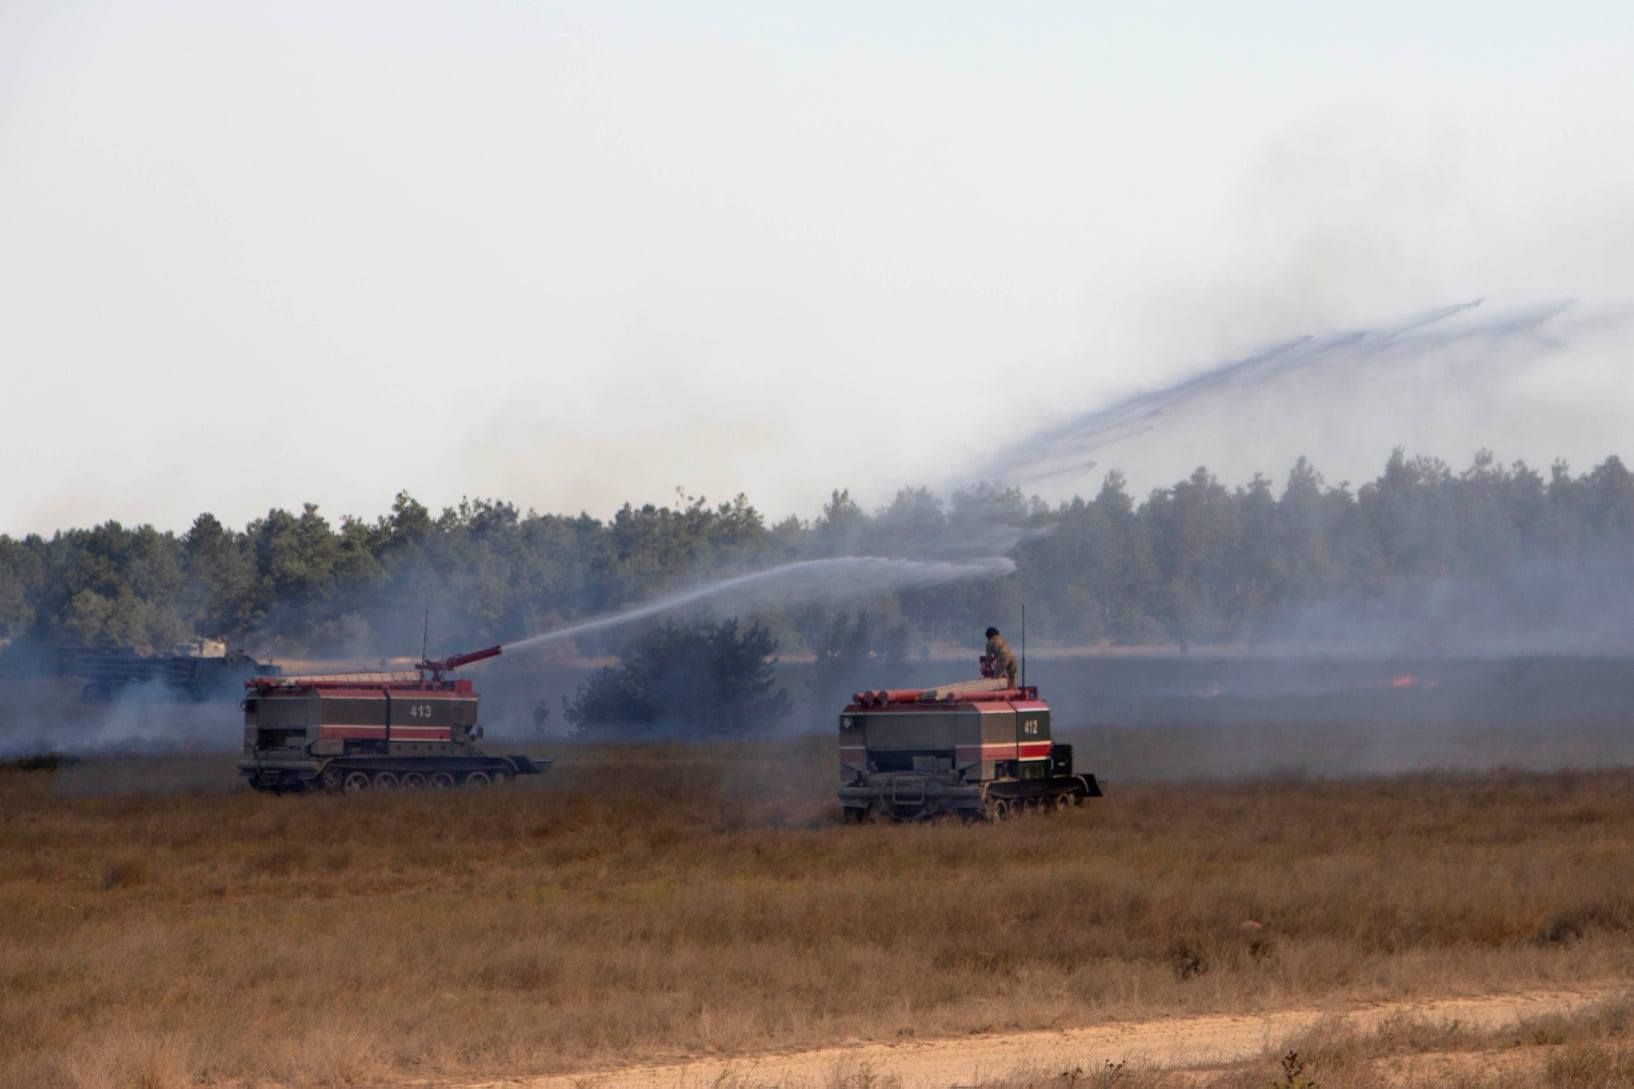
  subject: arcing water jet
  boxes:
[969,298,1576,489]
[504,555,1015,653]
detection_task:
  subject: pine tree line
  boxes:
[1,450,1629,658]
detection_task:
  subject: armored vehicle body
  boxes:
[62,645,280,704]
[238,645,549,793]
[837,668,1100,821]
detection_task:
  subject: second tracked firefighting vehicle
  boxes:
[238,645,549,793]
[837,659,1100,821]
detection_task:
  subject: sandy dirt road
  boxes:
[454,985,1620,1089]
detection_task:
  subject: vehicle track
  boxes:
[452,984,1622,1089]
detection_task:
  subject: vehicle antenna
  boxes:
[422,608,430,662]
[1021,601,1027,689]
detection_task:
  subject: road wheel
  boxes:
[988,797,1011,822]
[1053,792,1073,812]
[372,771,400,790]
[342,770,371,794]
[491,768,513,786]
[464,770,492,788]
[399,771,427,789]
[428,771,456,789]
[320,767,342,792]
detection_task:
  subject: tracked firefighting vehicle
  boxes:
[238,645,549,793]
[837,657,1101,821]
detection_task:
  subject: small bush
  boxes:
[1168,939,1209,981]
[99,858,151,891]
[565,619,792,738]
[1270,1050,1319,1089]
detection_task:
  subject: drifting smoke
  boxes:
[966,298,1581,491]
[1255,546,1634,660]
[0,684,234,764]
[506,555,1015,652]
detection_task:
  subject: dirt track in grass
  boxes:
[458,985,1621,1089]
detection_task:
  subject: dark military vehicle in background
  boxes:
[61,642,281,704]
[238,645,550,793]
[837,659,1101,821]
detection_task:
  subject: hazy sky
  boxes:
[3,1,1631,536]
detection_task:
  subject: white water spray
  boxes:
[968,298,1578,489]
[505,555,1015,652]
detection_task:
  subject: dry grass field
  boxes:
[4,731,1634,1088]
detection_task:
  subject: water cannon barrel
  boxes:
[417,644,502,674]
[849,675,1030,708]
[851,687,946,707]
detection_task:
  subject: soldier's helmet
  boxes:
[985,626,1000,639]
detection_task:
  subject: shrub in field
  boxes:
[564,619,792,738]
[1270,1051,1319,1089]
[99,856,151,891]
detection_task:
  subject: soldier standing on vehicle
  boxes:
[985,626,1018,687]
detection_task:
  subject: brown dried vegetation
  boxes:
[4,735,1634,1087]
